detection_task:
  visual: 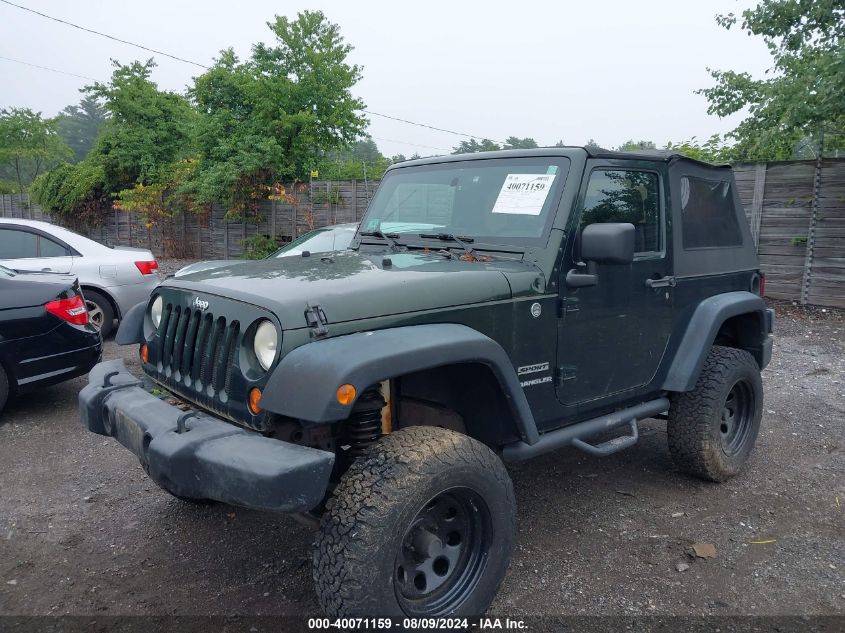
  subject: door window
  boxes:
[580,170,661,254]
[0,228,38,258]
[38,235,70,257]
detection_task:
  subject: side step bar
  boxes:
[502,397,669,462]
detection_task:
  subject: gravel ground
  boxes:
[0,301,842,624]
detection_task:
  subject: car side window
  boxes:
[39,235,70,257]
[580,169,661,255]
[0,228,38,259]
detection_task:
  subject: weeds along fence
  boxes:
[2,161,845,308]
[0,179,379,261]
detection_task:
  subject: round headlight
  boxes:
[150,295,163,328]
[253,320,278,371]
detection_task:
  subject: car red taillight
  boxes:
[45,294,89,326]
[135,260,159,275]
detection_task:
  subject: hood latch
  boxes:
[304,302,329,338]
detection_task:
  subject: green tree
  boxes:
[616,139,657,151]
[502,136,538,150]
[187,11,367,218]
[32,60,195,227]
[0,108,71,192]
[664,135,729,163]
[88,59,196,189]
[584,138,603,151]
[55,96,107,162]
[317,135,392,180]
[452,138,501,154]
[699,0,845,160]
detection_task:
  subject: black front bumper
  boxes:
[79,359,335,512]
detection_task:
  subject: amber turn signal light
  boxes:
[140,343,149,364]
[336,384,356,406]
[248,387,263,414]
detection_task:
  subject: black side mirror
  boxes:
[581,223,635,265]
[565,223,635,289]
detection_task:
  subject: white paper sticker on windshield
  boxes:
[491,174,556,215]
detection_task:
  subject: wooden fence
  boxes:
[0,179,379,260]
[2,161,844,308]
[733,158,845,308]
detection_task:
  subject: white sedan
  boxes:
[0,219,160,337]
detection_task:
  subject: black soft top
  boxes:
[583,147,730,169]
[388,146,729,171]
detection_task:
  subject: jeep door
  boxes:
[555,162,673,413]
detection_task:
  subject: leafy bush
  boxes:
[30,159,109,228]
[311,187,344,206]
[0,179,19,194]
[241,234,281,259]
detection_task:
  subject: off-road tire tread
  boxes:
[313,425,515,617]
[667,345,761,482]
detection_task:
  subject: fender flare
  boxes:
[260,323,540,445]
[662,291,769,392]
[114,301,146,345]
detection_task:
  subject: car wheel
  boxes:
[667,345,763,482]
[0,364,8,415]
[313,426,516,618]
[82,290,115,338]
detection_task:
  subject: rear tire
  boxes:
[667,345,763,482]
[313,426,516,618]
[82,289,115,338]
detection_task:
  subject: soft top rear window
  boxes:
[680,175,743,249]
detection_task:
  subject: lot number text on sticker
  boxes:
[492,173,556,216]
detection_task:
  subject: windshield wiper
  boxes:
[359,230,404,252]
[419,233,476,259]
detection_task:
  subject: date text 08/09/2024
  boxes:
[307,617,527,630]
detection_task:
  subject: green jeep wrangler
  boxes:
[80,147,774,617]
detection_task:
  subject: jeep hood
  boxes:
[165,251,538,329]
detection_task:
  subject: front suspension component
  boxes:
[347,386,386,458]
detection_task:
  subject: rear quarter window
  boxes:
[681,176,743,249]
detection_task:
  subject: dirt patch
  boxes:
[0,308,843,618]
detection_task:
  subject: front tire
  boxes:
[667,345,763,482]
[313,426,516,618]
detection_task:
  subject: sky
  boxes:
[0,0,774,158]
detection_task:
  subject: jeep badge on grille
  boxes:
[193,297,209,311]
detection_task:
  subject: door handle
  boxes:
[41,267,55,272]
[645,276,675,289]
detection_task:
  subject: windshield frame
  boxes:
[354,156,572,251]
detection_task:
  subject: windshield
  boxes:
[359,157,571,247]
[271,227,355,258]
